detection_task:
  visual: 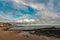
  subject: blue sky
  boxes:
[0,0,60,24]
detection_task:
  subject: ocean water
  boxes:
[8,26,60,30]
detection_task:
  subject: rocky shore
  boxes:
[0,22,60,40]
[0,28,60,40]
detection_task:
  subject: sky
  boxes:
[0,0,60,24]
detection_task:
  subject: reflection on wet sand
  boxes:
[0,28,60,40]
[0,22,60,40]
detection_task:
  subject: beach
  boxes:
[0,28,60,40]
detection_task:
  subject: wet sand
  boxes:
[0,28,60,40]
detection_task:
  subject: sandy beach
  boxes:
[0,28,60,40]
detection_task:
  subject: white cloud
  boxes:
[0,0,60,24]
[12,0,60,24]
[21,0,60,24]
[0,16,16,22]
[13,0,27,5]
[16,19,35,23]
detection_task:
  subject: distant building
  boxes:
[0,22,15,28]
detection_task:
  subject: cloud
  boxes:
[21,0,60,24]
[0,0,60,24]
[16,19,35,23]
[0,16,16,22]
